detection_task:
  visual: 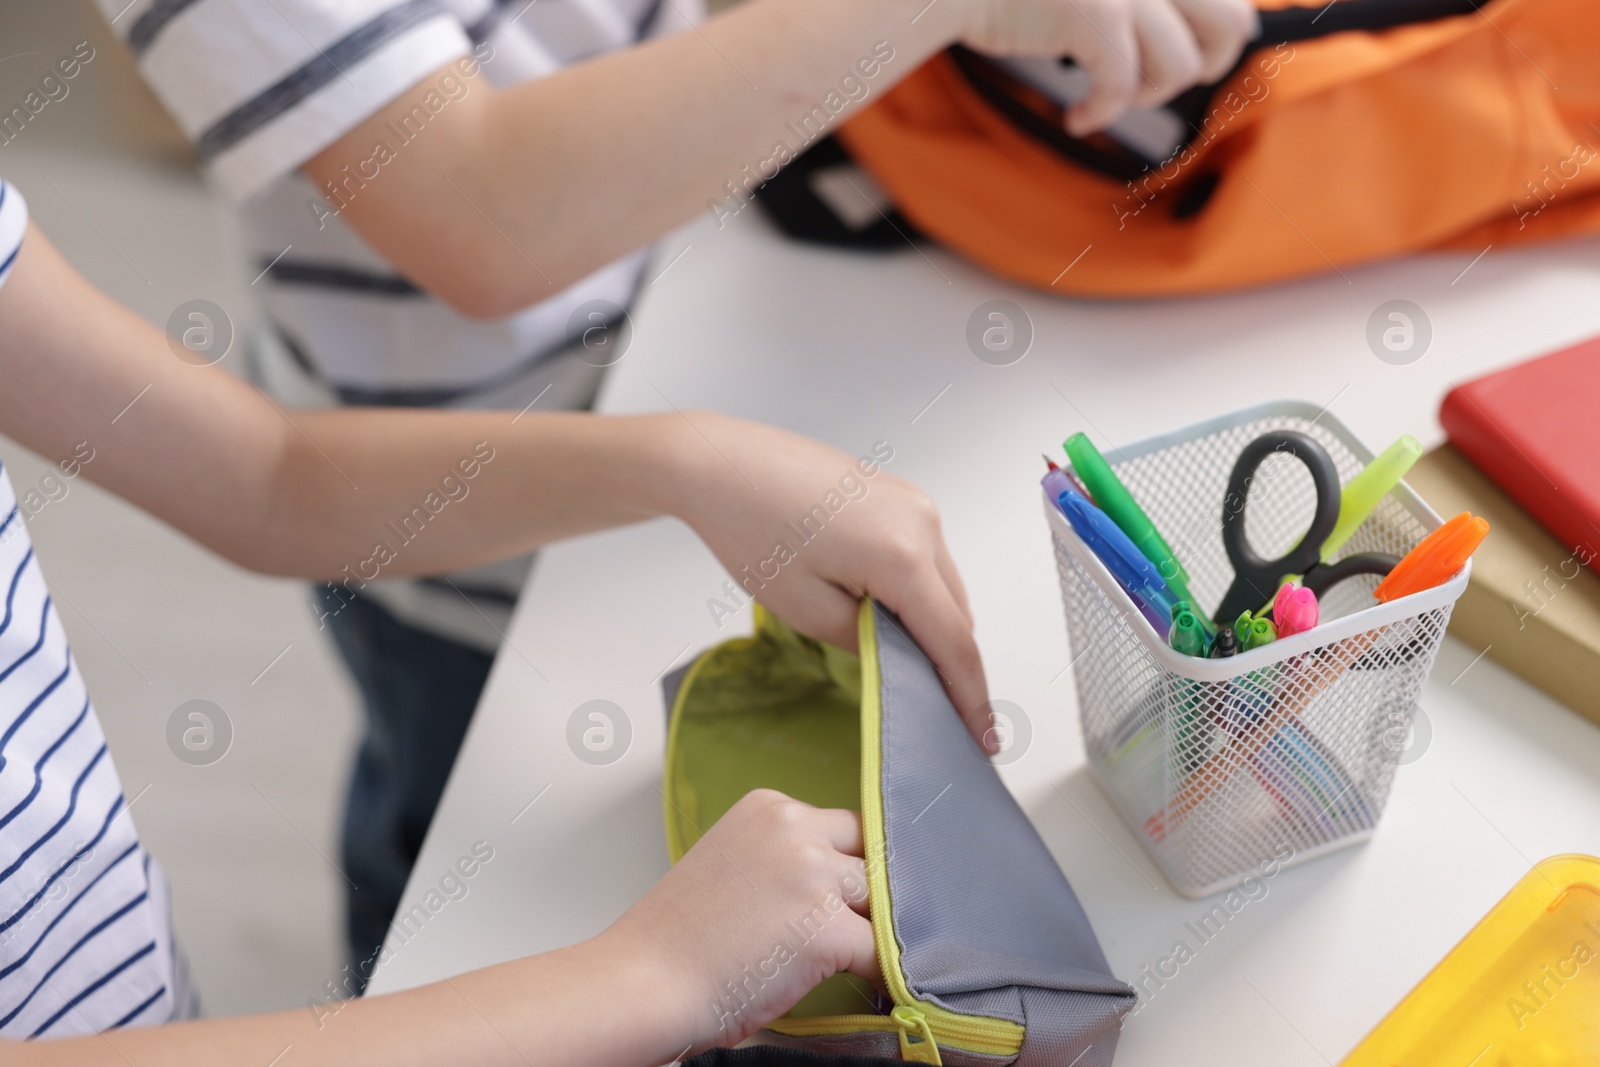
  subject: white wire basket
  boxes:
[1048,401,1469,898]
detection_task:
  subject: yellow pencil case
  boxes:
[663,600,1135,1065]
[1343,853,1600,1064]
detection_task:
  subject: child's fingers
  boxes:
[788,574,865,653]
[882,572,993,753]
[838,856,872,917]
[1064,1,1143,136]
[1170,0,1258,81]
[814,807,864,857]
[832,911,883,989]
[934,539,974,627]
[1130,0,1205,108]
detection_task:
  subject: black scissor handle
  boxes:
[1304,552,1421,668]
[1301,552,1400,602]
[1214,430,1342,625]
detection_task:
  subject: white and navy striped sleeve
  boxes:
[0,181,25,290]
[0,179,177,1038]
[0,475,175,1039]
[96,0,472,201]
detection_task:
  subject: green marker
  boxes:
[1168,603,1208,657]
[1065,432,1212,634]
[1231,610,1277,729]
[1168,602,1211,774]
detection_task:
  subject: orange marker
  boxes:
[1374,512,1489,603]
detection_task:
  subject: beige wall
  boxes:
[0,0,192,162]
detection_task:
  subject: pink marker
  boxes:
[1273,584,1320,638]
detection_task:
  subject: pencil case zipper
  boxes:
[664,605,1027,1063]
[768,1004,1022,1060]
[852,601,1025,1063]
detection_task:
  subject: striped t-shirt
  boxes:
[0,182,177,1040]
[99,0,700,648]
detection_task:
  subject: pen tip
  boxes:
[1043,453,1059,470]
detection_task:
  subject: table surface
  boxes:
[366,206,1600,1065]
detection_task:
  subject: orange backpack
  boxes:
[823,0,1600,296]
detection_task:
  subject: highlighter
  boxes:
[1321,435,1423,561]
[1064,433,1209,631]
[1272,584,1319,638]
[1266,434,1425,610]
[1374,512,1489,603]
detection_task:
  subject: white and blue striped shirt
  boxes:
[0,180,22,290]
[0,182,176,1040]
[96,0,697,415]
[97,0,700,649]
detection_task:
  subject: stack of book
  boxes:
[1406,335,1600,725]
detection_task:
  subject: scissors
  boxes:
[1213,430,1399,626]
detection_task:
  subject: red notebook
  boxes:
[1440,335,1600,564]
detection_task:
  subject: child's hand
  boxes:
[658,411,993,751]
[600,790,881,1051]
[960,0,1259,135]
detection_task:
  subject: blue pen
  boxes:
[1058,489,1178,634]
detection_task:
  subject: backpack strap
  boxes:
[1259,0,1486,43]
[752,134,925,250]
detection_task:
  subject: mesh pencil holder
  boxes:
[1048,401,1469,898]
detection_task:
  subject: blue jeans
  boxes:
[320,592,493,989]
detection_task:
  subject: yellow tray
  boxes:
[1343,854,1600,1066]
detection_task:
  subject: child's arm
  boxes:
[0,223,989,740]
[303,0,1257,314]
[17,790,880,1065]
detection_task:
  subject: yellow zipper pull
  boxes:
[890,1005,943,1064]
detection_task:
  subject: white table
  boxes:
[366,206,1600,1064]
